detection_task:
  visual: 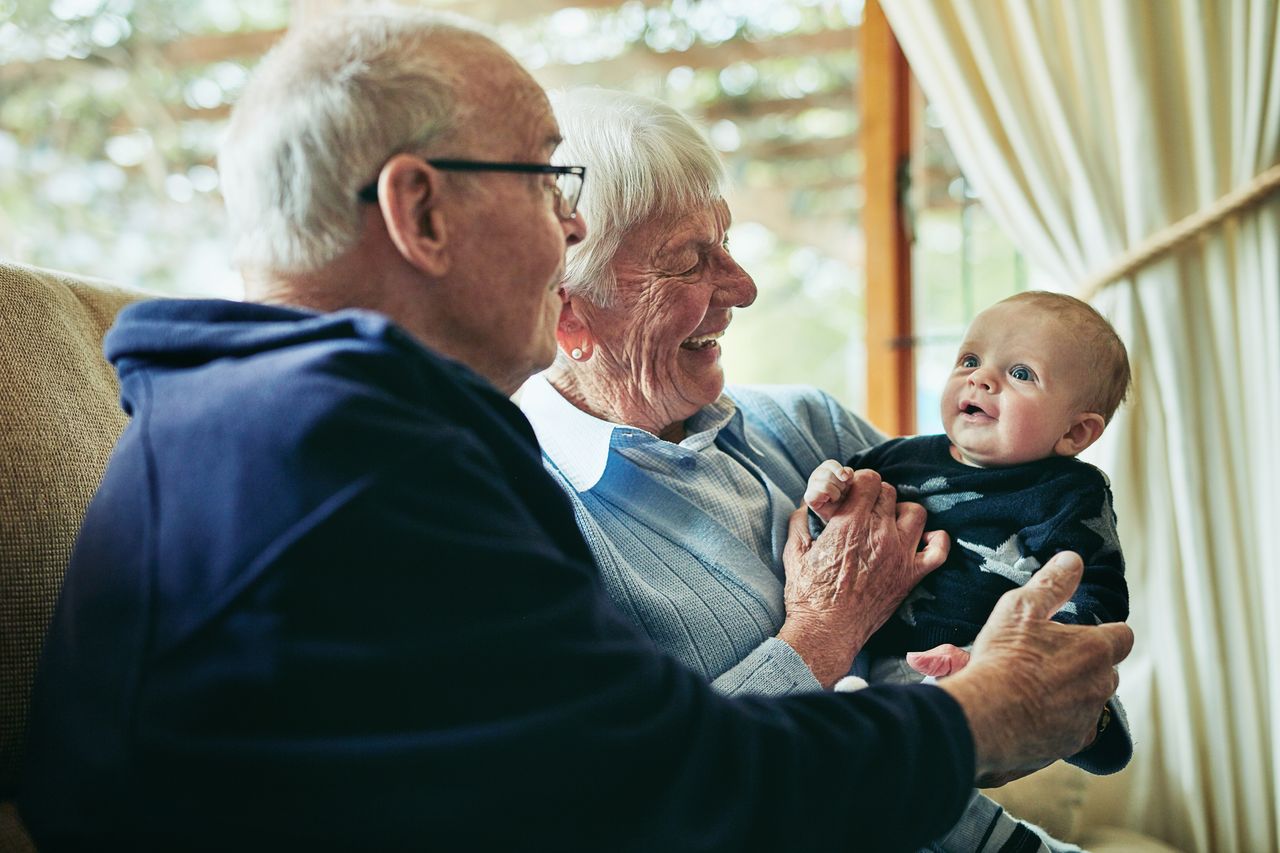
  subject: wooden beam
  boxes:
[161,29,284,65]
[151,85,876,191]
[737,133,857,164]
[419,0,667,21]
[701,89,860,123]
[0,29,284,84]
[290,0,349,28]
[533,26,857,89]
[860,0,914,436]
[5,20,857,90]
[726,186,864,267]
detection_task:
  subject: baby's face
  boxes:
[941,300,1093,467]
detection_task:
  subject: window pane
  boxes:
[910,97,1038,435]
[3,0,871,410]
[0,1,289,297]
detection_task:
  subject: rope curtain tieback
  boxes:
[1080,160,1280,301]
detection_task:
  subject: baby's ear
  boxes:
[1054,412,1106,457]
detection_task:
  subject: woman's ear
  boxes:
[1054,412,1106,457]
[555,290,594,360]
[378,154,449,277]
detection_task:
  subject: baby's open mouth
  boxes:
[681,331,724,350]
[961,402,994,418]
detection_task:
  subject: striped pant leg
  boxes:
[924,790,1085,853]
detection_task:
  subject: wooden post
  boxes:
[861,0,914,436]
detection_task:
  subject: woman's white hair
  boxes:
[218,11,493,274]
[550,88,726,306]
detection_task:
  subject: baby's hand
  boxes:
[803,459,856,524]
[906,643,971,678]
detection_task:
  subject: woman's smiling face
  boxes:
[565,199,757,438]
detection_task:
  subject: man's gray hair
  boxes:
[218,11,493,274]
[551,88,726,306]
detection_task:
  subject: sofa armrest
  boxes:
[0,261,146,796]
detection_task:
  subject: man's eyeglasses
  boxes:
[357,160,586,220]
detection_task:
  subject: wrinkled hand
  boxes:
[937,552,1134,787]
[779,470,949,688]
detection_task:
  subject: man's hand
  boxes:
[779,470,949,688]
[937,552,1133,787]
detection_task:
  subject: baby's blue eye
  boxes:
[1010,365,1035,381]
[960,355,979,368]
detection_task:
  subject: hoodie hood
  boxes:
[103,299,445,418]
[105,299,407,372]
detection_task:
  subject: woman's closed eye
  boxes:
[656,248,700,277]
[671,253,703,276]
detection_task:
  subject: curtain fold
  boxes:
[882,3,1279,851]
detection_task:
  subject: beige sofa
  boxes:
[0,259,1177,851]
[984,761,1179,851]
[0,261,146,850]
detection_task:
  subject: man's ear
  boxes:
[1054,411,1106,457]
[378,153,449,277]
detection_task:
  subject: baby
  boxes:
[808,292,1130,853]
[808,291,1130,707]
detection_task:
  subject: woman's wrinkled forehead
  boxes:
[654,200,730,248]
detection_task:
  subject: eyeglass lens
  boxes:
[555,171,582,219]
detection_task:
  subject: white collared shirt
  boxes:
[520,373,773,567]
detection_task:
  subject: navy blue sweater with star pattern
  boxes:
[852,434,1129,656]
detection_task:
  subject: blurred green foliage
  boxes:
[1,0,1020,424]
[0,0,286,295]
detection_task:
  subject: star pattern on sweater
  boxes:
[956,534,1041,586]
[1081,497,1122,558]
[895,585,936,626]
[897,476,983,514]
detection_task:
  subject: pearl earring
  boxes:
[570,347,583,360]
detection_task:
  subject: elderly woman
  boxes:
[519,88,1089,853]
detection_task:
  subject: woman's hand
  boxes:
[778,469,949,689]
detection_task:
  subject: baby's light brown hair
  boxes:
[997,291,1131,422]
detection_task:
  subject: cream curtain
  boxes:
[881,2,1280,852]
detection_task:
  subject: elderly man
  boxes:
[21,11,1131,851]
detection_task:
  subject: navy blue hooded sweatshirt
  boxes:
[21,299,973,852]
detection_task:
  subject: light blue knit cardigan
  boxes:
[535,384,884,696]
